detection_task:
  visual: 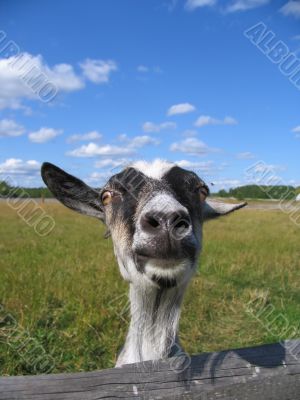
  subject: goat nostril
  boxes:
[169,212,191,230]
[141,211,191,236]
[174,219,190,230]
[141,213,161,232]
[147,216,160,228]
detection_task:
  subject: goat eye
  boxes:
[101,191,113,206]
[198,186,209,202]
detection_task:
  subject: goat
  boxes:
[41,159,246,367]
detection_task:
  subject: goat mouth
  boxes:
[135,251,183,262]
[132,232,198,264]
[133,253,192,288]
[133,241,197,263]
[134,252,190,269]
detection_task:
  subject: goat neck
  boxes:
[116,282,186,366]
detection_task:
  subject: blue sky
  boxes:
[0,0,300,190]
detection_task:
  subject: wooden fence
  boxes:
[0,340,299,399]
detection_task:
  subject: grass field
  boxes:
[0,201,299,376]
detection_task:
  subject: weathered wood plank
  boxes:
[0,340,299,399]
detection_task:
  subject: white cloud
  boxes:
[0,53,119,109]
[176,159,209,168]
[80,59,117,84]
[182,129,198,137]
[288,179,300,186]
[170,137,216,155]
[280,1,300,18]
[118,134,160,148]
[68,133,159,158]
[142,121,177,133]
[117,133,128,141]
[292,125,300,138]
[86,171,112,185]
[252,163,286,174]
[94,158,129,169]
[167,103,196,116]
[46,63,84,92]
[237,152,256,160]
[175,159,221,174]
[0,52,84,109]
[292,125,300,133]
[28,127,63,143]
[67,142,135,158]
[137,65,149,73]
[0,158,40,176]
[186,0,270,12]
[195,115,238,128]
[226,0,270,12]
[185,0,216,11]
[244,162,287,187]
[220,116,238,125]
[212,179,242,189]
[129,135,160,148]
[137,65,162,74]
[67,131,102,143]
[0,119,25,137]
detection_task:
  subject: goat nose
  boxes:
[140,210,191,239]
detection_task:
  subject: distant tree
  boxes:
[218,189,228,197]
[215,184,296,200]
[0,181,11,197]
[0,181,54,198]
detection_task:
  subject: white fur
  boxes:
[144,259,194,287]
[138,192,189,216]
[116,283,185,366]
[131,159,174,180]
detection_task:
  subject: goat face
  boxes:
[100,161,208,287]
[41,160,246,288]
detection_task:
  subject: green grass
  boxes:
[0,202,299,375]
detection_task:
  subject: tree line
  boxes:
[0,181,54,198]
[215,185,300,200]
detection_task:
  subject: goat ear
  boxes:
[203,199,247,221]
[41,162,104,221]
